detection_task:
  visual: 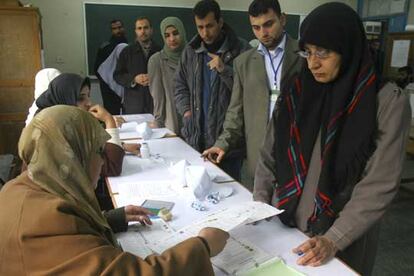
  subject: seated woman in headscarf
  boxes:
[0,105,229,275]
[253,3,411,275]
[35,73,140,176]
[25,68,61,126]
[148,17,187,134]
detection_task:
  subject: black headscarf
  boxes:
[273,2,378,235]
[36,73,90,112]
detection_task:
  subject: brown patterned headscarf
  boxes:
[18,105,117,245]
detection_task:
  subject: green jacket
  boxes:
[214,35,302,187]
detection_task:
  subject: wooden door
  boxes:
[0,7,41,154]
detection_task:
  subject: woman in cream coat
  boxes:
[148,17,187,134]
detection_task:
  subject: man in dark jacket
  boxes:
[114,17,160,114]
[175,0,250,181]
[94,19,127,115]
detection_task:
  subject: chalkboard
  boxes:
[84,3,300,75]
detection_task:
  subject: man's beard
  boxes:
[112,35,127,44]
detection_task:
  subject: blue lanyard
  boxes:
[265,34,285,89]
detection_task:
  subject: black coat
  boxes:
[114,41,160,114]
[94,36,128,115]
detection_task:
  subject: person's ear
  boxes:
[219,17,224,29]
[280,12,287,28]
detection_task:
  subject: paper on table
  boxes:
[212,237,272,275]
[150,208,251,253]
[169,160,190,188]
[119,128,170,140]
[136,122,153,140]
[236,257,306,276]
[136,218,176,244]
[149,128,169,139]
[122,114,155,124]
[150,202,282,253]
[116,227,153,259]
[241,201,284,224]
[119,121,138,132]
[185,165,213,201]
[117,180,178,199]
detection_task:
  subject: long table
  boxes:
[106,137,357,276]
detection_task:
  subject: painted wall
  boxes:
[408,2,414,25]
[20,0,357,75]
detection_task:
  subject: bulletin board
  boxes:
[383,32,414,80]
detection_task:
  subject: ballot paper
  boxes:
[117,228,153,259]
[241,201,284,224]
[212,237,273,275]
[136,218,176,244]
[117,219,175,259]
[149,202,283,254]
[148,210,250,254]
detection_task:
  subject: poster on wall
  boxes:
[391,40,410,68]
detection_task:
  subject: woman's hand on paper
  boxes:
[124,205,153,225]
[293,236,338,266]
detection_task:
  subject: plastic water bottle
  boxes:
[140,143,150,159]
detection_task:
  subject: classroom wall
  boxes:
[408,4,414,25]
[20,0,357,75]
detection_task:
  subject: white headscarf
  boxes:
[97,43,128,102]
[25,68,61,126]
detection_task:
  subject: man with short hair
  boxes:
[94,19,128,115]
[202,0,302,189]
[114,17,160,114]
[396,66,413,89]
[175,0,250,181]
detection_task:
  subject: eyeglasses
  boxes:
[296,49,331,59]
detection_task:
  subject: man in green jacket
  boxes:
[202,0,302,189]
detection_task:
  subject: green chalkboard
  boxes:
[84,3,300,75]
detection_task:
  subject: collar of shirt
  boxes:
[257,33,286,92]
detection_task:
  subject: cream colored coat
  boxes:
[148,51,181,134]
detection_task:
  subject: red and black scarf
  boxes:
[273,3,379,235]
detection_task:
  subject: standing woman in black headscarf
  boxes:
[254,3,411,275]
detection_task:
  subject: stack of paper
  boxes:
[212,237,272,275]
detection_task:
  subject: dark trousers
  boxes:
[219,157,242,182]
[123,89,153,114]
[337,222,380,276]
[99,81,122,115]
